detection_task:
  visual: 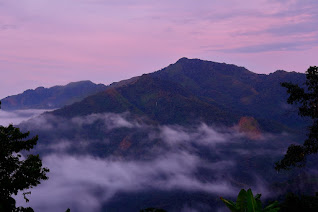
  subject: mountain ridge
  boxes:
[1,80,107,110]
[50,58,307,132]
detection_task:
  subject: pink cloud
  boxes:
[0,0,317,98]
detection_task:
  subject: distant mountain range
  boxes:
[50,58,306,132]
[1,80,107,110]
[1,57,309,132]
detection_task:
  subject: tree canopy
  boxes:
[275,66,318,170]
[220,188,280,212]
[0,101,49,211]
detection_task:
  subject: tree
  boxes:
[279,192,318,212]
[0,101,49,211]
[220,188,280,212]
[275,66,318,170]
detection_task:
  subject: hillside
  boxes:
[51,58,307,132]
[1,80,107,110]
[52,74,239,126]
[152,58,306,127]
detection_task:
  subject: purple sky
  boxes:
[1,0,317,98]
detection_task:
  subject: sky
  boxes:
[0,0,317,98]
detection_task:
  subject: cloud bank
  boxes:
[0,109,50,126]
[13,112,310,211]
[18,153,235,212]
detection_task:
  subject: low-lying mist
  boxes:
[0,109,51,126]
[13,112,318,212]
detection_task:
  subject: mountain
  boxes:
[52,74,239,126]
[152,58,307,129]
[18,58,314,212]
[51,58,307,132]
[1,80,107,110]
[36,57,309,161]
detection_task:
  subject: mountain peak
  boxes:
[174,57,251,73]
[65,80,95,87]
[175,57,206,64]
[154,57,255,81]
[272,70,288,75]
[176,57,190,62]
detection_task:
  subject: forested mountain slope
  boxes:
[51,58,307,132]
[1,80,107,110]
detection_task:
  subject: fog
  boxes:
[12,112,316,211]
[0,109,51,126]
[16,153,236,211]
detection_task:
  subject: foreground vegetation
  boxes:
[221,66,318,212]
[0,102,49,211]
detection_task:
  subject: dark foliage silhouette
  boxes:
[0,101,49,211]
[276,66,318,170]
